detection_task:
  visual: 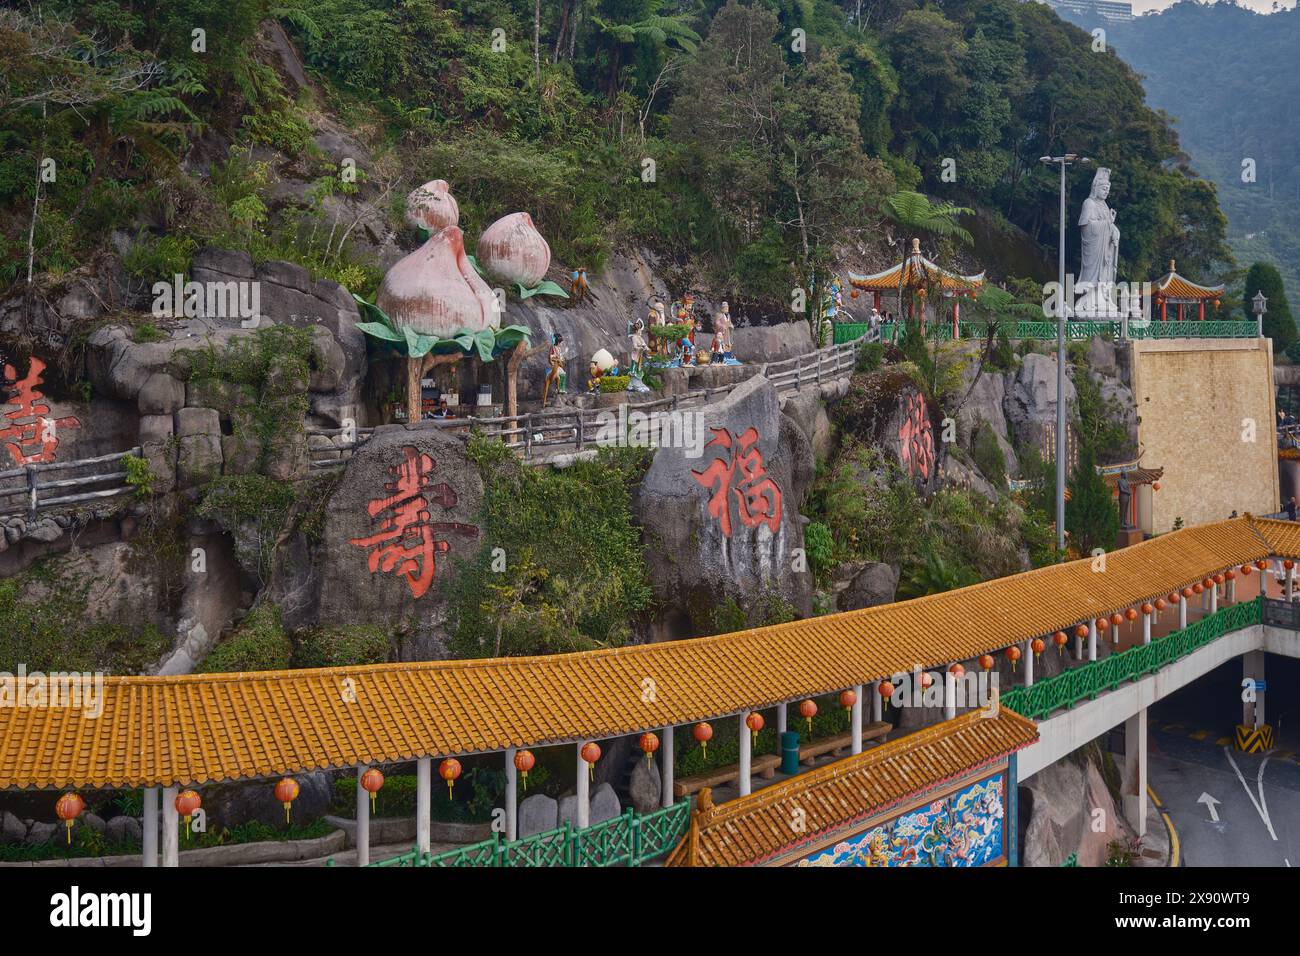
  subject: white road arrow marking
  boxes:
[1223,747,1278,842]
[1197,792,1221,822]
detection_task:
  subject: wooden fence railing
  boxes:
[0,447,142,519]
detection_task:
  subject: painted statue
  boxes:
[1078,167,1119,292]
[713,301,733,360]
[569,268,590,303]
[587,348,616,393]
[1117,472,1132,530]
[629,317,649,373]
[542,332,565,406]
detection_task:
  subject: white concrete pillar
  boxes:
[1142,613,1151,645]
[1288,569,1294,602]
[355,764,370,867]
[1075,627,1083,660]
[738,711,753,797]
[1179,595,1187,630]
[142,787,158,868]
[850,686,863,754]
[1244,650,1266,727]
[504,748,518,841]
[776,701,788,736]
[161,785,178,868]
[870,681,883,722]
[576,743,590,829]
[416,757,431,856]
[1122,708,1148,837]
[1228,577,1236,603]
[944,671,957,720]
[661,726,675,808]
[1210,584,1218,614]
[1024,641,1034,687]
[1088,620,1097,662]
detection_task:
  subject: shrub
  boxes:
[803,521,835,580]
[970,423,1007,489]
[293,624,390,668]
[199,604,293,672]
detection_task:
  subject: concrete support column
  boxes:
[1142,613,1151,645]
[776,701,787,736]
[1210,584,1218,614]
[416,757,431,856]
[505,748,518,841]
[576,743,590,829]
[850,685,864,754]
[1288,569,1294,602]
[661,726,675,808]
[738,711,753,797]
[355,765,370,867]
[870,681,883,722]
[944,671,957,720]
[1075,627,1083,660]
[142,787,158,868]
[161,785,178,868]
[1179,595,1187,630]
[1088,620,1097,662]
[1228,577,1236,603]
[1122,708,1148,837]
[1244,650,1266,727]
[1024,641,1034,687]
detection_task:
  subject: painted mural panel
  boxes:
[794,771,1006,867]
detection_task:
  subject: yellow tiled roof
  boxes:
[665,709,1038,867]
[0,517,1280,790]
[1154,270,1224,301]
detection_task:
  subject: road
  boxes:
[1146,654,1300,867]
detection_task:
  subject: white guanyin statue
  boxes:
[1078,168,1120,313]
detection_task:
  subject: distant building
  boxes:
[1036,0,1135,22]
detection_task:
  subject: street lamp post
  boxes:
[1039,153,1090,557]
[1253,290,1268,340]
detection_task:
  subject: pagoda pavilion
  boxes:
[1151,259,1224,323]
[848,239,984,337]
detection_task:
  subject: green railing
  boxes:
[1000,598,1261,721]
[838,319,1258,344]
[1061,852,1078,867]
[366,800,691,868]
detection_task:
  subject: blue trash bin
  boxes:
[780,731,801,775]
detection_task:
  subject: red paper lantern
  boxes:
[1031,638,1045,659]
[745,712,765,746]
[1155,598,1166,612]
[1005,646,1021,672]
[839,689,857,712]
[639,732,660,762]
[1225,569,1236,581]
[1193,583,1204,595]
[274,777,300,824]
[175,789,202,837]
[919,672,934,690]
[1168,592,1181,604]
[1256,560,1268,570]
[1213,573,1225,585]
[693,722,713,758]
[1241,564,1253,576]
[1052,632,1068,655]
[878,681,895,700]
[1182,587,1195,599]
[1074,624,1089,639]
[1096,617,1109,632]
[55,792,84,845]
[1201,578,1213,589]
[580,742,602,780]
[948,662,966,678]
[979,654,995,672]
[851,288,860,299]
[514,749,536,790]
[1111,613,1124,627]
[799,699,818,733]
[1286,560,1295,571]
[1152,481,1161,491]
[438,759,460,799]
[1125,608,1139,621]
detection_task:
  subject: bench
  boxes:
[672,722,893,798]
[798,721,891,766]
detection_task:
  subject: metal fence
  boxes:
[999,598,1261,722]
[0,447,142,518]
[364,800,691,868]
[833,319,1260,345]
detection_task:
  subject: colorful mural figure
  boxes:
[691,426,782,537]
[348,445,478,599]
[1,356,80,466]
[897,390,935,482]
[796,774,1006,867]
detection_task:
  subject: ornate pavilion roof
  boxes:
[1103,466,1164,488]
[1154,260,1224,303]
[664,709,1038,866]
[848,239,985,294]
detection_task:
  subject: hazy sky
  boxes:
[1131,0,1295,13]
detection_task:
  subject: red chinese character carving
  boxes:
[1,357,80,466]
[348,445,477,598]
[898,391,935,481]
[690,426,782,537]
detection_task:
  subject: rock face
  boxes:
[1004,351,1077,454]
[312,424,485,655]
[1022,751,1127,867]
[635,375,813,635]
[780,389,834,463]
[835,561,899,612]
[518,793,559,838]
[956,362,1017,479]
[628,755,662,815]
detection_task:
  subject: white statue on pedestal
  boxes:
[1078,167,1120,315]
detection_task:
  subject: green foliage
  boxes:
[1065,444,1118,558]
[970,422,1006,489]
[855,341,885,374]
[447,438,652,658]
[0,558,170,673]
[803,521,835,582]
[1244,261,1295,354]
[122,453,155,499]
[121,233,197,281]
[1074,368,1132,462]
[672,696,851,777]
[197,475,298,581]
[292,624,390,668]
[598,374,631,393]
[199,603,293,673]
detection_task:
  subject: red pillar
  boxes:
[873,291,882,312]
[952,299,959,338]
[1199,300,1205,321]
[1177,303,1184,322]
[1160,298,1167,322]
